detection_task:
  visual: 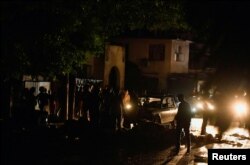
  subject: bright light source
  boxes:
[207,102,215,111]
[130,123,134,129]
[232,101,248,116]
[192,107,197,112]
[125,103,132,110]
[196,102,203,110]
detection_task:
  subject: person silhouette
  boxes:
[26,87,37,126]
[200,93,211,135]
[175,94,192,154]
[36,86,50,126]
[37,86,50,112]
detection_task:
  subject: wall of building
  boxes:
[117,38,190,91]
[103,45,125,89]
[170,40,190,73]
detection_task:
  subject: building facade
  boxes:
[115,38,192,93]
[87,38,198,94]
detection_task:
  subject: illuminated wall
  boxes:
[117,38,191,91]
[103,44,125,89]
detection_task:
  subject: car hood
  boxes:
[143,107,177,115]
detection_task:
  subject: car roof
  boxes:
[139,94,177,98]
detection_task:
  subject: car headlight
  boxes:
[232,101,248,116]
[206,102,215,111]
[196,101,204,110]
[125,103,132,111]
[192,107,197,113]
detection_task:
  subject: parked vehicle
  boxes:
[187,95,215,118]
[138,94,179,126]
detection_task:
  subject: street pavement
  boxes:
[167,119,250,165]
[1,118,250,165]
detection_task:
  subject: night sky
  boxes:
[187,1,250,68]
[185,1,250,91]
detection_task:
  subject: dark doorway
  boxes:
[109,67,120,90]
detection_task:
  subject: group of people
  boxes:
[14,86,52,127]
[75,84,139,131]
[24,86,51,113]
[16,83,250,155]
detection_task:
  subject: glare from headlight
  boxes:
[125,103,132,110]
[196,102,204,110]
[207,102,215,111]
[232,101,248,116]
[192,107,197,113]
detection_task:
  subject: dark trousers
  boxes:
[201,115,209,135]
[175,122,191,152]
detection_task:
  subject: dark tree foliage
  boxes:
[1,0,190,81]
[1,0,95,80]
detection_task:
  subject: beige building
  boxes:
[87,38,192,93]
[103,44,125,90]
[115,38,192,92]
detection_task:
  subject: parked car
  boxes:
[138,94,179,126]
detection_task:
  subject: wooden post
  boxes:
[66,73,69,120]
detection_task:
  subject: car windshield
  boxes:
[143,96,176,109]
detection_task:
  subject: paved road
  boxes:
[167,119,250,165]
[1,118,250,165]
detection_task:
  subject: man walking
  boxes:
[175,94,192,154]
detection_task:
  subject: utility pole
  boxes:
[66,73,69,120]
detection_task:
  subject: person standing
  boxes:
[175,94,192,154]
[26,87,37,125]
[36,86,50,126]
[122,89,130,129]
[110,88,123,131]
[37,86,50,112]
[200,93,211,135]
[213,91,232,141]
[88,84,101,129]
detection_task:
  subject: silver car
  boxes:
[139,95,179,125]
